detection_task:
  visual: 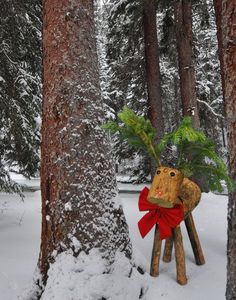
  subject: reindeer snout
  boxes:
[155,189,164,197]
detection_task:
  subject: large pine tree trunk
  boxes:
[39,0,132,289]
[143,0,164,175]
[174,0,200,128]
[220,1,236,298]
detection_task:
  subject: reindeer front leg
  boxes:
[150,225,162,276]
[173,226,188,285]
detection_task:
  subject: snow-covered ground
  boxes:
[0,186,228,299]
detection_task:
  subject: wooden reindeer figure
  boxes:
[104,108,234,284]
[138,166,204,285]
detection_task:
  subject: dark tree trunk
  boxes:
[174,0,200,128]
[39,0,132,289]
[143,0,164,175]
[174,0,209,193]
[220,1,236,299]
[143,0,164,140]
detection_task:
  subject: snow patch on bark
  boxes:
[38,249,146,300]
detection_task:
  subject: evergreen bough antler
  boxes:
[103,106,235,193]
[103,107,161,166]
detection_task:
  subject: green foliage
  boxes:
[102,106,160,165]
[157,119,235,192]
[103,108,235,193]
[0,164,24,199]
[0,0,41,195]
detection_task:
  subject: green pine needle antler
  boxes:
[102,106,161,166]
[103,108,235,193]
[155,116,235,192]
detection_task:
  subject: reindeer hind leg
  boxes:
[163,236,173,262]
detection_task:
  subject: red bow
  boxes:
[138,187,184,240]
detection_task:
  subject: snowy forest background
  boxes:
[1,0,235,299]
[0,0,227,191]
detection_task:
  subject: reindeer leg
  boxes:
[173,226,188,285]
[185,213,205,265]
[163,236,173,262]
[150,225,162,277]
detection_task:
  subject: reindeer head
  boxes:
[148,167,184,208]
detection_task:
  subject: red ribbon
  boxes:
[138,187,184,240]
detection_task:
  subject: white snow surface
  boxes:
[0,188,228,300]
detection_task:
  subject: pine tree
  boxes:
[158,0,225,149]
[105,0,151,182]
[35,0,133,297]
[0,0,42,195]
[213,0,225,101]
[103,0,226,180]
[159,3,182,133]
[193,0,226,152]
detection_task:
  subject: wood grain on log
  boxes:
[148,167,184,207]
[179,178,201,216]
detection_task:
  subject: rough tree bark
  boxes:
[220,1,236,299]
[174,0,200,128]
[143,0,164,176]
[39,0,132,292]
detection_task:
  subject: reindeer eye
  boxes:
[156,170,161,175]
[170,172,175,177]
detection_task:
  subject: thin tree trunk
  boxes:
[174,0,200,128]
[143,0,164,174]
[174,0,206,264]
[175,0,209,194]
[220,1,236,298]
[39,0,132,288]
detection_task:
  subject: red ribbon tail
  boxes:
[138,211,157,238]
[157,218,172,240]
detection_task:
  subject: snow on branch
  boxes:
[197,98,224,119]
